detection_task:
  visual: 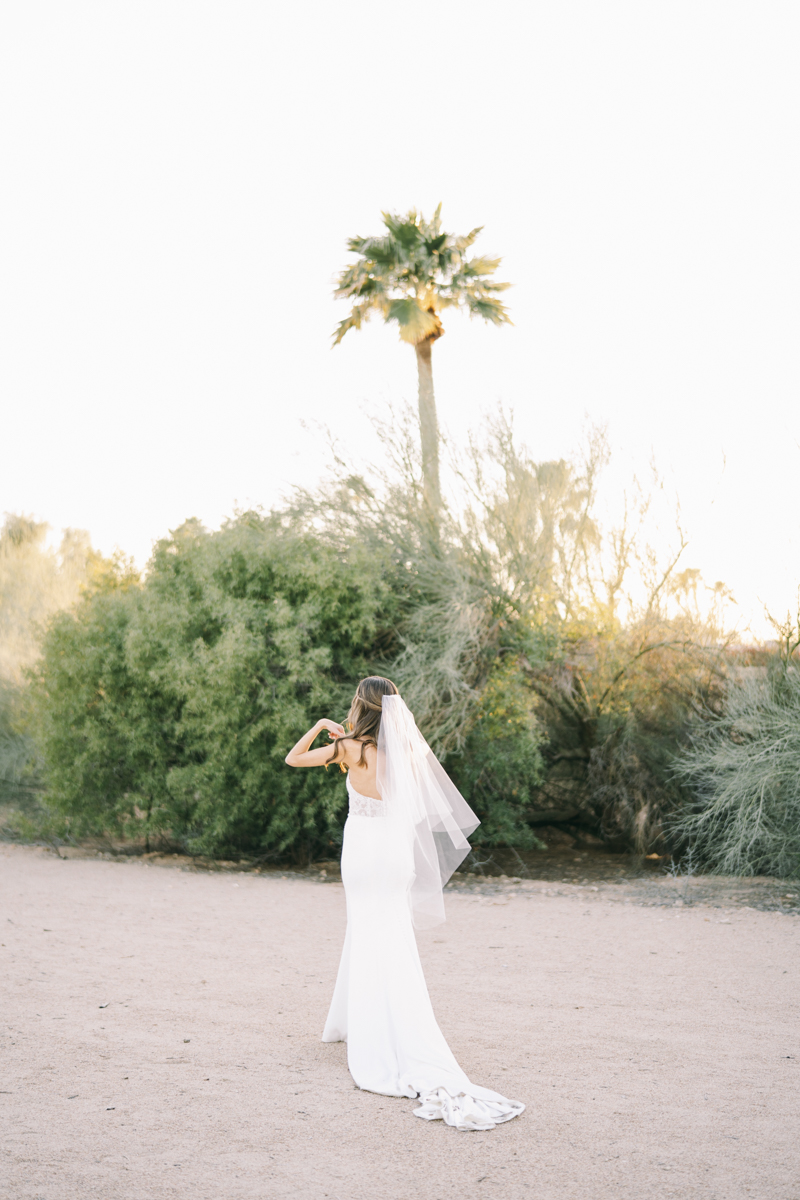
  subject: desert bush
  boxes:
[0,677,42,806]
[671,619,800,879]
[33,514,399,860]
[447,660,546,849]
[295,408,729,852]
[524,603,727,850]
[23,407,740,862]
[31,495,558,860]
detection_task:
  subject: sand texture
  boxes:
[1,843,798,1200]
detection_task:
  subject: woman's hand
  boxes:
[285,718,346,767]
[318,718,346,740]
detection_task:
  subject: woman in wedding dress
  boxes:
[285,676,524,1132]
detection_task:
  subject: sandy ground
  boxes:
[1,844,798,1200]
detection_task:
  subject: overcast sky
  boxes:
[2,1,798,636]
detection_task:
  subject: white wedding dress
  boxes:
[322,773,524,1131]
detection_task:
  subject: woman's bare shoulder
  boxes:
[337,737,376,763]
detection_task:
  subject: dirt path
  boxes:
[1,843,798,1200]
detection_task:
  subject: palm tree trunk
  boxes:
[415,338,441,519]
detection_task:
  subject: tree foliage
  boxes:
[447,660,546,850]
[32,514,399,860]
[332,206,511,348]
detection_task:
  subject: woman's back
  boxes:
[340,738,381,800]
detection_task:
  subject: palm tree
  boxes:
[333,206,511,519]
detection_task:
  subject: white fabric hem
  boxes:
[413,1086,525,1132]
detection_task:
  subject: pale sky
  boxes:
[2,2,798,637]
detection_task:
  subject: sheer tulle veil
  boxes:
[375,694,480,929]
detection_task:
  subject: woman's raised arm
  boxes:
[285,719,346,768]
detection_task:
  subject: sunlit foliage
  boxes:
[0,514,134,814]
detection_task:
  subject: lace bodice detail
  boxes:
[347,775,384,818]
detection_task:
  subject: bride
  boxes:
[285,675,524,1132]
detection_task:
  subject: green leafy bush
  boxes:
[448,660,546,849]
[0,677,42,806]
[31,502,559,860]
[33,515,397,861]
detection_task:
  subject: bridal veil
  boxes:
[376,693,479,929]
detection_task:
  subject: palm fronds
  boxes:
[333,206,512,346]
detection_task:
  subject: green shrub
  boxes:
[448,660,546,848]
[31,504,561,860]
[525,619,724,851]
[33,515,397,861]
[671,663,800,878]
[0,677,42,805]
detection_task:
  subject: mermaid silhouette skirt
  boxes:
[321,780,524,1131]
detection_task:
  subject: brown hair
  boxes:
[327,676,399,771]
